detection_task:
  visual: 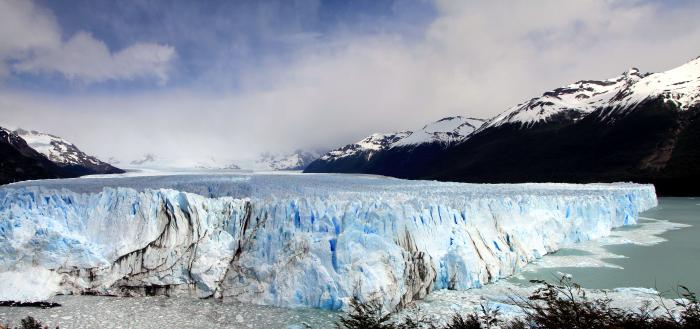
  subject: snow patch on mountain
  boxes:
[483,69,647,129]
[13,128,105,167]
[608,56,700,112]
[0,126,19,145]
[320,132,410,161]
[483,56,700,130]
[319,116,484,162]
[392,116,485,147]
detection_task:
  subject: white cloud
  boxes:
[0,0,175,83]
[1,0,699,162]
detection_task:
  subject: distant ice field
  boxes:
[4,170,658,200]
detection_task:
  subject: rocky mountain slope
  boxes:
[305,116,484,173]
[0,127,123,185]
[0,127,65,185]
[13,128,123,176]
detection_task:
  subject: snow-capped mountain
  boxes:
[1,126,57,185]
[306,55,700,195]
[602,56,700,116]
[319,131,411,161]
[0,126,123,184]
[1,126,121,185]
[12,128,123,176]
[256,150,324,170]
[14,129,104,167]
[483,69,648,129]
[392,116,485,147]
[318,116,485,163]
[1,127,26,148]
[484,56,700,130]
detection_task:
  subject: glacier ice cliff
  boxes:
[0,174,657,311]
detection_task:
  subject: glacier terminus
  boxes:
[0,173,657,312]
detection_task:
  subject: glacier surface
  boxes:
[0,173,657,311]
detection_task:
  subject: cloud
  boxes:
[0,0,175,83]
[1,0,700,162]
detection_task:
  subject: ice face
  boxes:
[0,173,657,312]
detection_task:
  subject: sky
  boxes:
[1,0,700,162]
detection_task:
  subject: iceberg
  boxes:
[0,174,657,312]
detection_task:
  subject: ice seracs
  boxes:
[0,173,657,312]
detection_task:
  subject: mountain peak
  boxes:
[603,55,700,112]
[394,116,485,148]
[1,125,123,184]
[624,67,640,75]
[318,116,485,162]
[12,127,117,170]
[482,56,700,130]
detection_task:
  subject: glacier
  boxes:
[0,173,657,312]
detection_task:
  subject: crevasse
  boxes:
[0,175,657,312]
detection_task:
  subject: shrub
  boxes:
[442,314,482,329]
[0,316,57,329]
[512,277,624,329]
[18,317,44,329]
[512,277,700,329]
[335,277,700,329]
[336,297,395,329]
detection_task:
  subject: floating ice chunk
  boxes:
[524,217,688,271]
[0,267,62,302]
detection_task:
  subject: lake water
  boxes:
[510,197,700,294]
[1,197,697,328]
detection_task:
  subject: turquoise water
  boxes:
[512,197,700,294]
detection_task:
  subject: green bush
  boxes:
[0,316,56,329]
[336,297,395,329]
[336,277,700,329]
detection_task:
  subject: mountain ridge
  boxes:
[13,128,123,176]
[0,126,123,185]
[305,56,700,195]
